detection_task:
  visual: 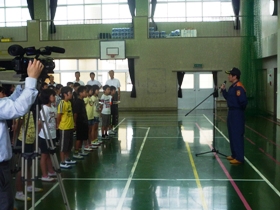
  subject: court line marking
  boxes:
[28,182,59,210]
[195,122,252,210]
[182,125,208,210]
[116,127,150,210]
[203,114,280,197]
[62,178,264,182]
[113,118,126,130]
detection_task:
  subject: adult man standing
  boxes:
[86,72,102,88]
[105,70,120,101]
[73,71,85,86]
[220,67,247,164]
[0,59,43,210]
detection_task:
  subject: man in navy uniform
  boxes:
[220,67,247,164]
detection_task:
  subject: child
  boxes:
[57,86,76,169]
[38,89,57,182]
[84,85,96,149]
[91,85,101,145]
[109,86,117,135]
[14,111,43,201]
[67,82,74,89]
[100,85,112,140]
[72,82,81,103]
[73,86,90,158]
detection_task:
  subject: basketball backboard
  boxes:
[100,40,126,60]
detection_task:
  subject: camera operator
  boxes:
[0,59,43,210]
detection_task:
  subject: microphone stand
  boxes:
[185,87,226,157]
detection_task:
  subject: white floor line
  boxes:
[116,127,150,210]
[203,114,280,197]
[62,178,264,182]
[28,182,59,210]
[113,118,126,130]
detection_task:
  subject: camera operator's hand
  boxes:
[27,59,44,79]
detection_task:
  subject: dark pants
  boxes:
[227,109,245,162]
[111,91,119,126]
[0,160,14,210]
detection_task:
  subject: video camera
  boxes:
[8,44,65,80]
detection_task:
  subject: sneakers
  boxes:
[73,154,83,159]
[91,141,100,146]
[48,172,57,177]
[84,147,93,151]
[60,162,71,169]
[65,159,76,164]
[27,186,43,193]
[108,130,116,135]
[15,192,31,201]
[42,176,55,182]
[90,145,98,149]
[79,152,89,156]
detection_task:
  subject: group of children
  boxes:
[0,81,119,202]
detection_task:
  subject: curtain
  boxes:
[151,0,158,31]
[27,0,34,20]
[127,0,136,17]
[212,71,218,98]
[232,0,240,30]
[177,72,184,98]
[127,0,135,26]
[50,0,58,34]
[128,59,136,98]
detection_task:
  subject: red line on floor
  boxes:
[195,123,252,210]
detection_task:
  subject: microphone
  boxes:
[45,46,65,54]
[220,80,227,92]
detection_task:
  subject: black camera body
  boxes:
[8,45,65,80]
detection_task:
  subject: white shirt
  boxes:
[100,94,112,115]
[87,80,102,87]
[106,78,121,91]
[73,80,85,86]
[0,78,38,162]
[39,105,57,139]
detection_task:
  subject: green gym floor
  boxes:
[14,110,280,210]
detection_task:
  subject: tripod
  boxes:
[185,88,226,157]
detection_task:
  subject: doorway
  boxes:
[178,72,214,110]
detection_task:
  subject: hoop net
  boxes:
[107,54,116,59]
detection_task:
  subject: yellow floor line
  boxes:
[183,126,208,210]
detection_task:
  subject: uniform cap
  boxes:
[225,67,241,76]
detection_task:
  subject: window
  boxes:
[0,0,30,26]
[55,0,131,25]
[151,0,234,22]
[51,58,131,91]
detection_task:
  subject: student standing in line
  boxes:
[14,111,43,202]
[57,87,76,169]
[73,86,90,159]
[91,85,101,145]
[38,89,57,182]
[100,85,112,140]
